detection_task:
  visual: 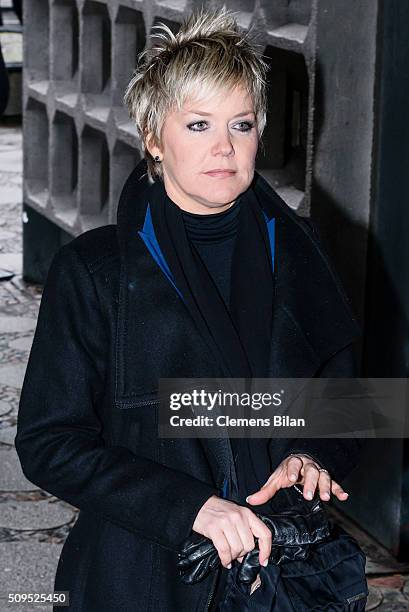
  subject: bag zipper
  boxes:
[116,398,160,409]
[204,567,220,611]
[346,591,368,604]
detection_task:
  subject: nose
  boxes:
[212,128,234,157]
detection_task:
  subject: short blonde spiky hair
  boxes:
[123,6,269,182]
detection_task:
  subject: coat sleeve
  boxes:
[15,244,218,552]
[276,340,368,484]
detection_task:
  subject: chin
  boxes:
[200,192,240,207]
[199,184,244,204]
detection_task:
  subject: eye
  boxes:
[186,120,256,133]
[187,121,208,132]
[234,121,255,132]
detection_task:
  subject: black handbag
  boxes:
[177,486,368,611]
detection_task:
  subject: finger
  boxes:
[286,456,304,483]
[245,469,283,505]
[301,462,320,500]
[246,478,281,505]
[331,480,349,501]
[317,471,331,501]
[250,573,262,595]
[248,514,272,566]
[234,516,255,560]
[222,522,247,563]
[246,455,305,505]
[212,530,233,569]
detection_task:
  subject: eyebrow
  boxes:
[184,109,255,118]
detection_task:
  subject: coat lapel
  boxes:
[252,171,360,377]
[138,203,183,300]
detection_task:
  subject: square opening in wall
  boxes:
[261,0,311,44]
[79,126,110,230]
[50,0,79,82]
[24,0,50,81]
[25,99,49,209]
[287,0,313,27]
[82,1,111,95]
[256,45,309,205]
[50,112,78,227]
[112,7,146,107]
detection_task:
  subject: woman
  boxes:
[15,7,364,611]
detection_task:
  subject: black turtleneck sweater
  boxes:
[181,196,257,497]
[181,197,241,309]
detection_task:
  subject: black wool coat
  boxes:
[15,160,364,612]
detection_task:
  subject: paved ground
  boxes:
[1,118,409,610]
[0,118,77,611]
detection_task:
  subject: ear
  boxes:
[145,131,163,159]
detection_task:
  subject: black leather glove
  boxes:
[177,487,330,585]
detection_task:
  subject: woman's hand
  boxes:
[192,495,272,568]
[246,454,349,505]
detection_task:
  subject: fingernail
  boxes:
[246,495,251,503]
[306,490,313,500]
[289,474,297,482]
[227,563,232,569]
[322,493,330,500]
[262,559,268,567]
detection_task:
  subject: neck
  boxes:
[163,179,235,215]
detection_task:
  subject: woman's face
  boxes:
[148,84,259,214]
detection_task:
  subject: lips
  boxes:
[204,170,236,177]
